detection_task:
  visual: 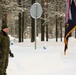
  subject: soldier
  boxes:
[0,24,14,75]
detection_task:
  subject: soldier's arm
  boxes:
[8,36,14,57]
[0,36,2,58]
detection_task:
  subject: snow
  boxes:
[6,36,76,75]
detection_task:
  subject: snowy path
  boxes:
[7,46,76,75]
[7,38,76,75]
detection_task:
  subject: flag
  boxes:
[65,0,72,24]
[64,0,76,55]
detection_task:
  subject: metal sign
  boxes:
[30,3,42,49]
[30,3,42,19]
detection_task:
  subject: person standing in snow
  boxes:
[0,24,14,75]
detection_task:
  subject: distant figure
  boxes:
[0,24,14,75]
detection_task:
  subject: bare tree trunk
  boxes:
[18,0,22,42]
[31,0,35,42]
[41,0,48,41]
[41,0,45,41]
[22,12,24,42]
[60,21,62,41]
[45,0,48,41]
[2,13,7,35]
[55,0,58,42]
[2,13,7,26]
[19,13,22,42]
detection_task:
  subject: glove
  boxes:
[9,52,14,57]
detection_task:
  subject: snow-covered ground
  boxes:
[7,36,76,75]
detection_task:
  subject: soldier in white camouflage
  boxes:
[0,25,14,75]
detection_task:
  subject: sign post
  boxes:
[30,3,42,49]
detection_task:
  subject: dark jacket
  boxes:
[0,30,10,59]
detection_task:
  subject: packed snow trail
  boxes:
[6,43,76,75]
